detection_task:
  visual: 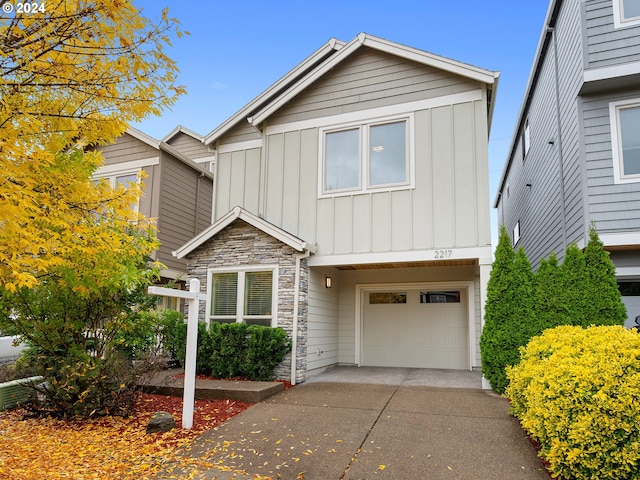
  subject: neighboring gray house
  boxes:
[174,33,499,383]
[93,127,214,301]
[495,0,640,328]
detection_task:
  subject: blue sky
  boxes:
[134,0,550,243]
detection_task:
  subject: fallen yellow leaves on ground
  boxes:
[0,394,253,479]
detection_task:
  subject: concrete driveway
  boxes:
[184,367,550,480]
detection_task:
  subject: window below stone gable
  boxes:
[207,266,276,326]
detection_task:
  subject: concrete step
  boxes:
[140,369,284,404]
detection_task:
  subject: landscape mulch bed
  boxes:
[0,380,282,479]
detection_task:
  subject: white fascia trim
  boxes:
[126,127,161,149]
[192,154,217,164]
[308,246,493,268]
[203,39,344,145]
[250,33,497,127]
[218,139,263,154]
[361,35,498,85]
[94,156,160,175]
[174,206,317,259]
[584,61,640,83]
[600,232,640,247]
[249,37,364,127]
[354,280,476,370]
[162,125,204,143]
[265,90,483,136]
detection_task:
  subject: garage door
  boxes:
[362,288,468,369]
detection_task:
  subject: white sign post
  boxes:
[148,278,206,430]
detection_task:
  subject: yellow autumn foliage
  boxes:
[0,0,186,291]
[506,325,640,480]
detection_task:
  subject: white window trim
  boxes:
[522,119,530,161]
[612,0,640,28]
[317,113,415,198]
[206,265,279,327]
[94,167,142,188]
[610,98,640,184]
[513,221,521,246]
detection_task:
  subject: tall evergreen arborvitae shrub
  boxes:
[533,254,567,331]
[582,225,627,326]
[480,226,537,394]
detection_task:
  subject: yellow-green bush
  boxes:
[506,325,640,480]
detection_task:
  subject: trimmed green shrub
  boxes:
[157,309,187,363]
[480,226,538,394]
[506,325,640,480]
[209,322,249,378]
[242,325,291,381]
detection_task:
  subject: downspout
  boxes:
[291,250,311,386]
[548,25,568,251]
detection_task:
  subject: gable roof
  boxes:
[204,33,499,146]
[162,125,204,143]
[173,206,317,259]
[123,126,213,180]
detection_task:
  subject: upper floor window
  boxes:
[320,116,411,196]
[208,266,276,327]
[610,99,640,183]
[513,220,521,246]
[613,0,640,28]
[522,119,530,161]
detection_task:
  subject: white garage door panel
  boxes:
[362,289,468,369]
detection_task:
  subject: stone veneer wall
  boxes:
[185,219,309,383]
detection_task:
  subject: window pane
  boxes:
[369,122,406,186]
[245,271,272,316]
[116,173,138,187]
[369,292,407,304]
[211,273,237,316]
[420,291,461,303]
[623,0,640,19]
[620,106,640,175]
[325,129,359,191]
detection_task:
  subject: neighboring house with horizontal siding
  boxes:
[495,0,640,328]
[175,33,499,383]
[93,127,214,306]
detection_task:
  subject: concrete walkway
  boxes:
[180,367,550,480]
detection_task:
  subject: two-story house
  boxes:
[495,0,640,328]
[93,127,214,307]
[175,33,499,383]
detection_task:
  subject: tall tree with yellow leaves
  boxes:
[0,1,186,417]
[0,0,186,292]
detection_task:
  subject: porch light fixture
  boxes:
[324,276,332,288]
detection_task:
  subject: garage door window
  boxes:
[369,292,407,304]
[420,291,460,303]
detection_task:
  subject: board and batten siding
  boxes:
[584,0,640,69]
[245,99,490,255]
[582,88,640,233]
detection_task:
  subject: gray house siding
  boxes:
[165,132,211,161]
[157,153,213,272]
[270,47,480,126]
[98,133,158,164]
[584,0,640,69]
[582,88,640,233]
